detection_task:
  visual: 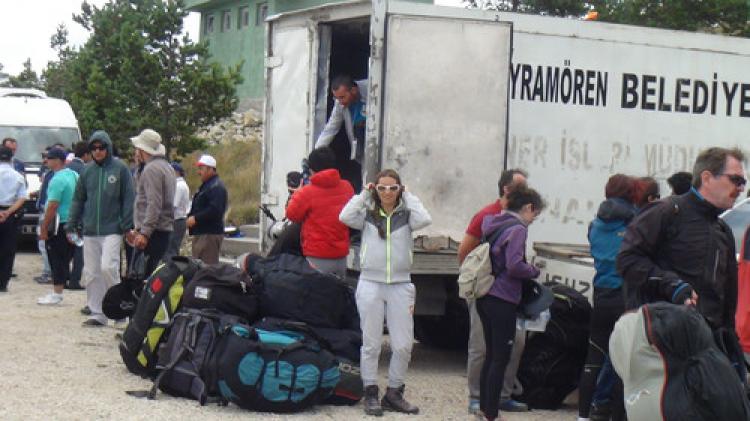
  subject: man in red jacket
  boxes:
[286,147,354,277]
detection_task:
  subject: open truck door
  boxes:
[364,2,513,348]
[366,1,514,241]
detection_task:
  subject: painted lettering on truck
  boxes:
[510,62,750,118]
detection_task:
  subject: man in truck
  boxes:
[2,137,25,174]
[458,168,530,414]
[617,147,744,331]
[314,74,367,192]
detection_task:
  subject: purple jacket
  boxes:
[481,212,540,304]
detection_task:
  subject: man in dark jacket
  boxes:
[67,131,135,327]
[187,154,227,264]
[286,147,354,277]
[617,147,745,330]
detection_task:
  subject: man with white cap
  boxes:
[127,129,175,276]
[187,154,227,264]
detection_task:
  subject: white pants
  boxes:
[83,235,122,322]
[356,279,416,388]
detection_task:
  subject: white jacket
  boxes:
[339,190,431,283]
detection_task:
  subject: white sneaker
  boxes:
[37,293,63,305]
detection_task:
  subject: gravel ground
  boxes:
[1,251,576,421]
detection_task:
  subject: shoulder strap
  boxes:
[482,218,523,275]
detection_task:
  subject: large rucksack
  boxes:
[610,302,750,421]
[148,308,246,404]
[248,253,358,329]
[119,256,204,377]
[517,283,591,409]
[215,324,340,412]
[182,264,259,323]
[252,317,363,406]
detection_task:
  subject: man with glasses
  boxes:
[618,147,746,333]
[67,131,134,327]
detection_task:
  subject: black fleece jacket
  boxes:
[617,190,738,329]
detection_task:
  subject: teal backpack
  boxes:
[215,325,340,413]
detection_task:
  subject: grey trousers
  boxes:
[306,256,347,278]
[356,280,416,388]
[192,234,223,265]
[467,298,527,400]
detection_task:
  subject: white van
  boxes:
[0,88,81,237]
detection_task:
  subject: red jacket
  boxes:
[285,169,354,258]
[737,227,750,353]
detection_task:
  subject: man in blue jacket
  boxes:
[187,154,227,264]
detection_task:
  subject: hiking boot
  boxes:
[65,282,85,290]
[382,385,419,414]
[80,305,92,315]
[499,399,529,412]
[590,402,612,421]
[37,293,63,305]
[82,318,106,327]
[363,385,383,416]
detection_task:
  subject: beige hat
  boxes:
[130,129,166,156]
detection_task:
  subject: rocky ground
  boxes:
[0,250,576,420]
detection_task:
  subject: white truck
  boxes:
[259,0,750,347]
[0,88,82,238]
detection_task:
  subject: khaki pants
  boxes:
[191,234,223,264]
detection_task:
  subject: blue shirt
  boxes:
[45,168,78,223]
[0,162,27,206]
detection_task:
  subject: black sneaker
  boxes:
[65,283,85,290]
[82,318,106,327]
[80,306,92,315]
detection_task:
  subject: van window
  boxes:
[0,127,79,163]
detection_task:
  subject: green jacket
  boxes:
[66,131,135,236]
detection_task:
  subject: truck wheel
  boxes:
[413,295,469,350]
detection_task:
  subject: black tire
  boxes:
[413,294,469,350]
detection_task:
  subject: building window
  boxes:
[239,6,249,28]
[256,2,268,26]
[205,15,214,33]
[222,10,232,32]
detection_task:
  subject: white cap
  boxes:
[196,154,217,168]
[65,152,75,163]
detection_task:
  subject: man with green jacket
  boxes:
[67,131,135,327]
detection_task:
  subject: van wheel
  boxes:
[413,295,469,350]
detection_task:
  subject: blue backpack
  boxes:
[215,325,340,412]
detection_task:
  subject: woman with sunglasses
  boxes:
[476,186,545,421]
[339,168,431,417]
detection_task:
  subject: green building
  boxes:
[185,0,432,110]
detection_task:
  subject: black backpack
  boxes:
[182,264,259,323]
[119,256,204,378]
[147,308,246,404]
[215,324,340,412]
[517,283,592,409]
[253,317,362,362]
[248,254,358,329]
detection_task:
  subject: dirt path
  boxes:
[0,251,576,420]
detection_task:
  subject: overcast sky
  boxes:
[1,0,462,76]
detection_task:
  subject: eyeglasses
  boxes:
[90,145,106,152]
[376,184,401,192]
[719,173,747,187]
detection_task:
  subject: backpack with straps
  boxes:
[119,256,204,378]
[457,219,521,300]
[146,308,247,404]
